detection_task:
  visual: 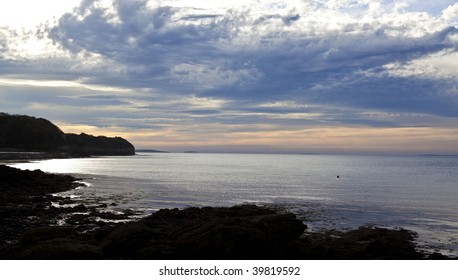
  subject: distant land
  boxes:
[0,113,135,159]
[135,149,169,153]
[418,154,458,157]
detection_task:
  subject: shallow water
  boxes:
[9,153,458,256]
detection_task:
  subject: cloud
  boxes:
[1,0,458,153]
[46,1,458,94]
[0,27,14,58]
[442,3,458,24]
[383,49,458,79]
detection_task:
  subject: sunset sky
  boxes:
[1,0,457,154]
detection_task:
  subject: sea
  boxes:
[8,153,458,257]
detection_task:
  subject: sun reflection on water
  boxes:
[9,158,97,175]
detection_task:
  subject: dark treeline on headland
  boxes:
[0,113,135,158]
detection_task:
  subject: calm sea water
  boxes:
[9,153,458,256]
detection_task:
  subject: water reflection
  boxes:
[11,158,93,174]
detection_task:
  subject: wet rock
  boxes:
[297,226,424,260]
[72,204,87,212]
[102,222,155,258]
[427,252,449,260]
[0,165,80,247]
[100,205,307,259]
[58,198,74,205]
[20,226,77,246]
[3,226,102,259]
[13,238,102,260]
[95,220,107,227]
[95,211,128,220]
[123,209,138,216]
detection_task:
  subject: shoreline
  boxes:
[0,165,448,260]
[0,164,451,259]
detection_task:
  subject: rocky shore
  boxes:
[0,165,448,260]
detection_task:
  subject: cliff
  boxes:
[0,113,135,157]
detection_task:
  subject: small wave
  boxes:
[74,180,93,189]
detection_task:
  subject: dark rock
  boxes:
[297,226,424,260]
[102,221,155,258]
[14,238,102,260]
[99,205,307,259]
[20,226,77,246]
[123,209,137,216]
[72,204,87,212]
[96,221,107,227]
[3,226,103,259]
[0,165,80,247]
[95,211,128,220]
[427,252,449,260]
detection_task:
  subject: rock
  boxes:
[72,204,87,212]
[297,226,424,260]
[102,221,155,258]
[100,205,307,259]
[427,252,449,260]
[3,226,102,260]
[14,238,103,260]
[20,226,77,246]
[2,204,436,260]
[0,165,79,247]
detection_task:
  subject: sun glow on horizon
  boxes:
[65,124,458,155]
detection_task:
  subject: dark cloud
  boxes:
[183,109,221,115]
[0,28,9,54]
[308,75,458,117]
[179,14,222,21]
[48,2,458,104]
[0,85,130,109]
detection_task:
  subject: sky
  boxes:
[0,0,457,154]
